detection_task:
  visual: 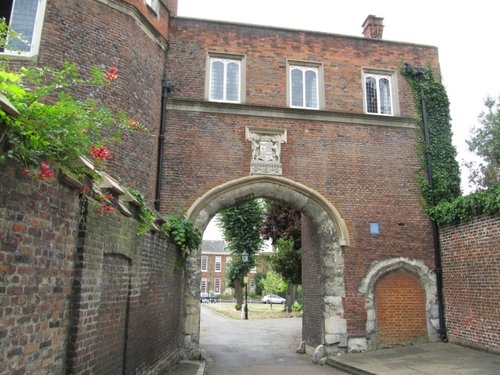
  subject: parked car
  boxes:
[200,292,218,303]
[261,294,286,304]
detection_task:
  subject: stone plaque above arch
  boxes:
[245,127,287,175]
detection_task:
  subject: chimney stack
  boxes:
[362,15,384,39]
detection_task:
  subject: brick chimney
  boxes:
[362,15,384,39]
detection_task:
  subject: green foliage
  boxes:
[401,66,461,206]
[465,97,500,189]
[261,201,302,287]
[161,215,202,267]
[129,189,156,236]
[429,184,500,224]
[0,60,141,180]
[217,199,264,284]
[292,300,303,312]
[272,237,301,285]
[259,270,284,295]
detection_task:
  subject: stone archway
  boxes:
[359,257,440,351]
[181,175,350,357]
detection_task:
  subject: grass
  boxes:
[203,302,302,320]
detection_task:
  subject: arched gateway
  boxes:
[181,175,350,355]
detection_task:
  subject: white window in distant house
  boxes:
[201,256,208,272]
[145,0,160,14]
[364,73,393,115]
[215,256,222,272]
[214,278,221,294]
[289,64,319,109]
[200,278,207,293]
[209,56,241,103]
[1,0,47,57]
[250,266,257,274]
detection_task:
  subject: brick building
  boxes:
[200,240,231,296]
[200,240,266,296]
[2,1,496,373]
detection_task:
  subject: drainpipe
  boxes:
[154,80,175,212]
[420,87,448,342]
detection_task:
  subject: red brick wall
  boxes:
[0,162,80,374]
[375,270,427,348]
[164,17,437,341]
[38,0,167,206]
[0,158,184,374]
[440,215,500,352]
[94,254,131,374]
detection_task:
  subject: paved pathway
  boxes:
[328,341,500,375]
[200,305,348,375]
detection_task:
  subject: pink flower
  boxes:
[128,118,138,128]
[104,66,118,81]
[90,145,112,161]
[38,163,54,178]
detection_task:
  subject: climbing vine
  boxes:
[129,189,156,236]
[161,215,202,267]
[401,65,461,207]
[428,184,500,224]
[402,65,499,224]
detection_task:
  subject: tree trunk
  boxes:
[234,278,243,307]
[286,284,297,311]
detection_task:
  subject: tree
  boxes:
[466,96,500,189]
[259,270,285,295]
[217,199,264,307]
[261,201,302,309]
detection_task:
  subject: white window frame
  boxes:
[201,256,208,272]
[250,266,257,274]
[363,71,395,116]
[288,64,320,110]
[215,256,221,272]
[214,278,221,294]
[145,0,160,15]
[207,54,244,103]
[2,0,47,57]
[200,278,207,293]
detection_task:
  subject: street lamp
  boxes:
[242,250,249,320]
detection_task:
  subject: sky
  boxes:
[176,0,500,240]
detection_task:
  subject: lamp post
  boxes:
[242,250,249,320]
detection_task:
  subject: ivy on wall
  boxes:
[402,65,499,224]
[401,66,461,207]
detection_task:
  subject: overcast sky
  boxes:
[176,0,499,240]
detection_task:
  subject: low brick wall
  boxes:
[0,161,184,374]
[440,215,500,352]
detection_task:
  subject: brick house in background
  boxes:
[200,240,263,296]
[200,240,231,295]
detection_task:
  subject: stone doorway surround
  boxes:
[358,257,440,351]
[181,175,350,357]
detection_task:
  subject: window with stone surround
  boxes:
[363,70,397,116]
[200,278,207,293]
[214,278,221,294]
[208,55,243,103]
[288,62,321,109]
[0,0,47,57]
